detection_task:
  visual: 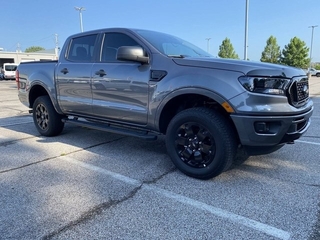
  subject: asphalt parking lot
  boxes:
[0,78,319,240]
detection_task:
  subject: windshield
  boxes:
[135,30,212,58]
[5,65,17,71]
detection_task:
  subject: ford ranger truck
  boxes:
[16,28,313,179]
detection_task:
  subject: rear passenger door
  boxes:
[91,32,150,125]
[56,34,98,115]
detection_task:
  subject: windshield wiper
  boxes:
[167,55,187,58]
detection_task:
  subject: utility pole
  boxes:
[16,43,21,53]
[16,43,21,64]
[75,7,85,32]
[308,25,318,73]
[205,38,211,53]
[55,34,59,59]
[244,0,249,60]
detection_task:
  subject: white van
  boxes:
[3,63,18,80]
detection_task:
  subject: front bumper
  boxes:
[231,106,313,147]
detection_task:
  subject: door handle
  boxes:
[95,69,107,77]
[60,68,69,74]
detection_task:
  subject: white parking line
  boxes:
[62,156,140,186]
[296,140,320,146]
[61,156,291,240]
[144,185,290,240]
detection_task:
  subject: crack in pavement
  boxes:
[41,167,176,240]
[41,185,143,240]
[0,135,40,147]
[0,136,126,174]
[143,167,177,184]
[0,127,174,238]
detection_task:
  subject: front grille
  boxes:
[288,77,309,107]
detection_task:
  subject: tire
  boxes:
[316,73,320,77]
[166,107,237,180]
[33,96,64,136]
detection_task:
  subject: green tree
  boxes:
[218,38,239,59]
[260,36,281,63]
[314,63,320,70]
[280,37,309,68]
[25,46,45,53]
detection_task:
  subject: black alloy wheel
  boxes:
[33,96,64,136]
[166,107,237,179]
[174,122,216,168]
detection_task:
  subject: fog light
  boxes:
[254,122,269,133]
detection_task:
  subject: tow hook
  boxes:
[29,110,33,114]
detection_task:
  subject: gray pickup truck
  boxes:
[17,28,313,179]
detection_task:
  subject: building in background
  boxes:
[0,49,57,69]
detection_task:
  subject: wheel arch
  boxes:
[29,83,49,107]
[156,88,237,137]
[28,81,63,114]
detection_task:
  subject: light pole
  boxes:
[244,0,249,60]
[308,25,318,72]
[75,6,85,32]
[205,38,211,53]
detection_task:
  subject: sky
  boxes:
[1,0,320,62]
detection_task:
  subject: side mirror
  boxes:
[117,46,149,64]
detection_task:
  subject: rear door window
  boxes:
[67,34,98,62]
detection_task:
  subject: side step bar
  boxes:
[62,118,157,140]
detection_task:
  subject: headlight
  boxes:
[238,76,291,95]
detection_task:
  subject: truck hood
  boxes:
[172,57,306,78]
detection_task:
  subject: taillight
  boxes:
[16,70,19,90]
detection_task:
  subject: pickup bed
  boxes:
[17,28,313,179]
